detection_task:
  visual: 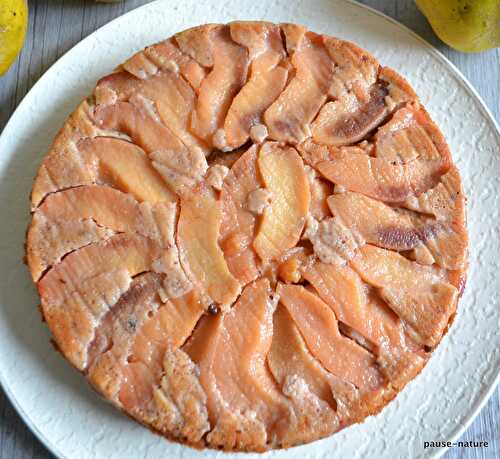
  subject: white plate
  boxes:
[0,1,498,458]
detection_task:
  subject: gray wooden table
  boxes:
[0,1,498,458]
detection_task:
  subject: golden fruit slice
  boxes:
[404,167,468,270]
[268,303,337,408]
[38,233,163,369]
[311,84,388,146]
[374,103,451,163]
[223,22,288,148]
[310,37,384,146]
[264,31,336,143]
[128,290,204,376]
[304,262,405,352]
[94,101,208,196]
[107,37,208,92]
[311,276,427,390]
[96,70,209,154]
[279,23,306,54]
[350,244,458,347]
[219,145,262,284]
[175,24,218,67]
[34,135,176,206]
[268,303,360,424]
[27,185,179,280]
[30,100,107,208]
[177,185,240,308]
[87,272,164,400]
[182,25,249,145]
[323,36,379,101]
[185,279,288,450]
[278,284,384,392]
[327,190,466,270]
[253,143,310,261]
[152,348,210,442]
[144,38,208,91]
[298,140,447,202]
[94,101,181,151]
[378,67,418,108]
[87,274,209,443]
[328,191,425,250]
[82,137,176,203]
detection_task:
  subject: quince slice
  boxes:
[253,142,310,261]
[177,185,240,309]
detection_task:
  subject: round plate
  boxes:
[0,1,498,458]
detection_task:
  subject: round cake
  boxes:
[26,22,468,451]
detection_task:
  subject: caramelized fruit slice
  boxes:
[38,234,163,369]
[327,191,466,270]
[223,22,288,148]
[94,102,208,196]
[88,274,208,442]
[182,25,249,145]
[253,143,310,261]
[116,37,208,101]
[219,145,262,284]
[268,303,361,424]
[268,303,338,408]
[311,37,384,146]
[304,262,427,388]
[96,70,209,154]
[350,244,457,347]
[299,140,447,202]
[87,273,163,400]
[304,262,404,351]
[27,186,177,280]
[35,136,177,206]
[185,279,287,450]
[374,103,451,164]
[264,31,335,143]
[177,185,240,308]
[403,167,467,270]
[30,100,102,208]
[278,284,384,392]
[329,191,419,250]
[87,137,177,203]
[129,290,205,374]
[27,218,113,282]
[312,86,387,146]
[152,348,210,442]
[323,36,379,101]
[144,38,208,91]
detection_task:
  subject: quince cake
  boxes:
[26,22,468,451]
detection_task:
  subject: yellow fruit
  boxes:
[0,0,28,76]
[416,0,500,52]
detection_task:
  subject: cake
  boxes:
[25,22,468,451]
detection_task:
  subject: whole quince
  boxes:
[416,0,500,52]
[0,0,28,76]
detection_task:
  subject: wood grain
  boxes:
[0,1,498,458]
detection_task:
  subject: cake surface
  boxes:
[26,22,468,451]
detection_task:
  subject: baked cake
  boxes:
[26,22,468,451]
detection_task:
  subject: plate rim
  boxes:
[0,1,498,458]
